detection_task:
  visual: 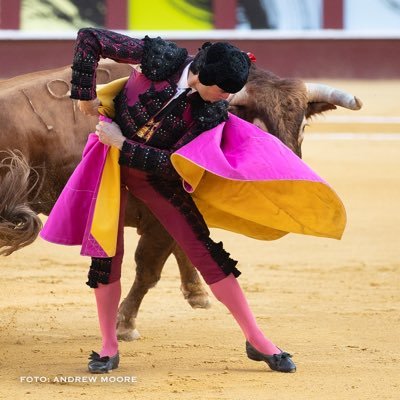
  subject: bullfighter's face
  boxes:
[196,82,231,103]
[187,71,231,103]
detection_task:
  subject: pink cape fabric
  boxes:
[171,113,346,240]
[40,133,109,257]
[175,113,324,183]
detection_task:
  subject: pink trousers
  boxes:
[97,167,240,285]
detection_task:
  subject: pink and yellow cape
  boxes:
[41,78,346,257]
[40,78,127,257]
[171,114,345,241]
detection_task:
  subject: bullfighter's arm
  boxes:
[119,139,180,180]
[70,28,145,100]
[96,119,179,180]
[70,28,188,101]
[118,100,229,180]
[97,96,228,181]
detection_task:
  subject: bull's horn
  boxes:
[306,83,363,110]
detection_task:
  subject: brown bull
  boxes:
[0,60,362,341]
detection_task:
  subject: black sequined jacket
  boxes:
[71,28,229,180]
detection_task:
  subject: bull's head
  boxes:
[229,64,363,157]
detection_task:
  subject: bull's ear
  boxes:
[306,102,337,119]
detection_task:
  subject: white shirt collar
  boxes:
[177,62,196,93]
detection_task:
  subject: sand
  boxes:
[0,80,399,400]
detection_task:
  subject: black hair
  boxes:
[189,42,251,94]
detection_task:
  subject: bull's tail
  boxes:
[0,151,42,256]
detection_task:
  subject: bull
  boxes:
[0,60,362,341]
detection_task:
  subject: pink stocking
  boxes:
[209,274,280,355]
[94,280,121,357]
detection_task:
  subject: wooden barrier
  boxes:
[0,30,399,79]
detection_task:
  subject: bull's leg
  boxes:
[117,226,175,341]
[173,245,211,309]
[118,197,210,341]
[116,233,211,341]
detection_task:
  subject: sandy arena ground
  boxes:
[0,80,399,400]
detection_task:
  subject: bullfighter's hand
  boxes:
[95,121,125,150]
[77,98,101,116]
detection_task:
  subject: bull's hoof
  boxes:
[181,283,211,309]
[186,292,212,309]
[117,323,141,342]
[116,315,141,341]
